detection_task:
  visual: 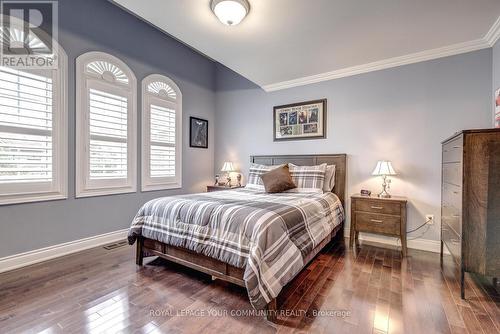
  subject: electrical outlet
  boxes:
[425,214,434,225]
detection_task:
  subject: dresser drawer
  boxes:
[354,199,401,215]
[442,223,461,263]
[442,137,463,163]
[442,162,462,187]
[442,204,462,235]
[354,212,400,236]
[442,183,462,209]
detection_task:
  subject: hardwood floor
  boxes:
[0,240,499,334]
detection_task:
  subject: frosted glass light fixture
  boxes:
[372,160,397,198]
[211,0,250,26]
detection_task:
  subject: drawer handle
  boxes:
[371,206,383,210]
[453,191,459,194]
[452,146,461,149]
[370,219,383,223]
[450,239,460,244]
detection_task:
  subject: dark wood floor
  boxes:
[0,240,499,334]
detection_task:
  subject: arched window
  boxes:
[141,74,182,191]
[0,20,67,205]
[76,52,137,197]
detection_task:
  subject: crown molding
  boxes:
[485,15,500,46]
[262,38,490,92]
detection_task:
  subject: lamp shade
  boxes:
[372,160,396,176]
[221,161,235,172]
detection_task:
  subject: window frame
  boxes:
[76,51,137,198]
[141,74,182,191]
[0,40,68,206]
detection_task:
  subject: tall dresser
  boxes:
[441,129,500,298]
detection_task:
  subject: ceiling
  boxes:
[112,0,500,91]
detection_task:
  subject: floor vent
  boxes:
[103,240,128,250]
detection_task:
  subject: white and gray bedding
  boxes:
[128,188,344,309]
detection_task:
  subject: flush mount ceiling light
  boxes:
[210,0,250,26]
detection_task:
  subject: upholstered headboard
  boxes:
[249,154,347,206]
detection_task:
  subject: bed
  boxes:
[128,154,346,321]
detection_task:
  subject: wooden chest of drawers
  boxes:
[441,129,500,299]
[350,194,407,256]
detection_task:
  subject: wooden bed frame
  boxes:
[136,154,347,322]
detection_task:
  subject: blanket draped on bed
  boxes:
[128,188,344,309]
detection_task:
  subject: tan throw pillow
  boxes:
[260,165,296,193]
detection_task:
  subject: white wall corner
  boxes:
[0,229,129,273]
[485,15,500,47]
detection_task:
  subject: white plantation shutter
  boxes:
[0,55,67,204]
[0,67,53,183]
[142,74,182,191]
[0,19,66,205]
[89,89,128,180]
[76,52,137,198]
[150,104,175,177]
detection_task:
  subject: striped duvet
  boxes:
[128,188,344,309]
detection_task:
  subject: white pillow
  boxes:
[323,165,336,192]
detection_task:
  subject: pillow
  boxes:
[323,165,336,192]
[260,165,296,193]
[245,163,283,190]
[287,163,327,193]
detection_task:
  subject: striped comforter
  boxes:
[128,188,344,309]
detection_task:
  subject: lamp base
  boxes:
[378,175,391,198]
[378,192,392,199]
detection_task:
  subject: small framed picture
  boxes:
[273,99,327,141]
[495,88,500,128]
[189,117,208,148]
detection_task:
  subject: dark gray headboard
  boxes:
[250,154,347,206]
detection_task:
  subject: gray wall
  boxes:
[0,0,216,257]
[214,49,493,242]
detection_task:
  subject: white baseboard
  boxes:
[345,229,449,254]
[0,229,129,273]
[0,227,446,274]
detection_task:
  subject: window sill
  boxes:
[0,192,67,206]
[141,182,182,192]
[75,186,137,198]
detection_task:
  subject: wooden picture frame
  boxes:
[189,116,208,148]
[273,99,327,141]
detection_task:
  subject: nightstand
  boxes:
[350,194,408,256]
[206,185,243,192]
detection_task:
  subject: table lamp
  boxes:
[221,161,235,187]
[372,160,397,198]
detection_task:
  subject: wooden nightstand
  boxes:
[350,194,408,256]
[206,185,243,192]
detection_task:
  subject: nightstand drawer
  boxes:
[355,199,401,215]
[355,212,400,235]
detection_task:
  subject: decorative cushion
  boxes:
[260,165,296,193]
[287,163,327,193]
[323,165,336,192]
[245,163,283,190]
